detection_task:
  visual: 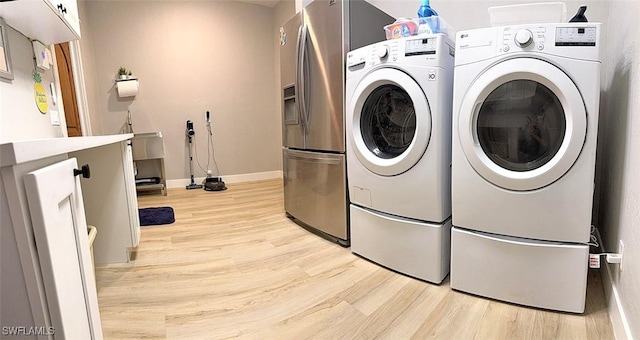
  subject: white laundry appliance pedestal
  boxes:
[451,227,589,313]
[351,205,451,284]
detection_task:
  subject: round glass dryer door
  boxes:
[349,68,431,176]
[477,80,566,172]
[458,58,587,191]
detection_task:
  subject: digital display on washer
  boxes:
[555,27,597,46]
[405,38,436,56]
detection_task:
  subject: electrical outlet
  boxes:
[619,240,625,272]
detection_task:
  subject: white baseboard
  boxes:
[166,170,282,189]
[601,260,634,340]
[595,228,634,340]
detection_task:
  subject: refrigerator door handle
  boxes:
[287,153,341,165]
[298,24,309,132]
[294,24,305,131]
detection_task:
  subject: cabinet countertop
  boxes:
[0,134,133,167]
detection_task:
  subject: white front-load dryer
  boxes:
[346,34,454,283]
[450,23,601,313]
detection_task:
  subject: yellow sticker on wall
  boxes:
[33,71,48,114]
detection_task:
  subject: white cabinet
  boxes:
[0,0,81,45]
[24,158,103,339]
[0,135,136,339]
[72,141,141,262]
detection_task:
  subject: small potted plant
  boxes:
[127,70,133,79]
[118,67,128,80]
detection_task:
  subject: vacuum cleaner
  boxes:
[202,111,227,191]
[185,120,203,190]
[204,172,227,191]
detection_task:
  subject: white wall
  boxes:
[597,1,640,339]
[80,1,281,181]
[0,26,65,142]
[77,1,103,136]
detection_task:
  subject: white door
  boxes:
[24,158,103,339]
[348,67,432,176]
[458,58,587,191]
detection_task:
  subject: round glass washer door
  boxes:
[349,68,431,176]
[458,58,587,191]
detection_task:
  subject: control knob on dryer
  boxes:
[515,29,533,47]
[376,45,389,59]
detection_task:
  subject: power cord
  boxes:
[587,225,599,247]
[588,225,623,268]
[193,112,221,177]
[205,122,221,177]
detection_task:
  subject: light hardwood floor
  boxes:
[96,179,614,339]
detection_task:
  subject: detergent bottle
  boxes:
[417,0,437,17]
[417,0,439,34]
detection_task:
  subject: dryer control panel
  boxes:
[494,23,600,60]
[554,27,597,46]
[500,26,548,52]
[455,23,601,66]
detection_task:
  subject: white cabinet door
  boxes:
[24,158,103,339]
[123,141,141,246]
[53,0,80,39]
[0,0,81,45]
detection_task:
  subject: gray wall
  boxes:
[79,1,282,181]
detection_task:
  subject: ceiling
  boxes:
[235,0,281,8]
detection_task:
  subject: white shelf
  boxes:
[135,183,165,192]
[131,132,166,196]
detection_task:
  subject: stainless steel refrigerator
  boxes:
[279,0,393,245]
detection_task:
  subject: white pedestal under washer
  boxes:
[450,23,602,313]
[346,34,454,283]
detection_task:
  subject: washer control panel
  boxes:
[346,34,453,74]
[349,37,441,67]
[405,37,438,56]
[369,42,398,65]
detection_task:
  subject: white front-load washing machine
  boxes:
[450,23,601,313]
[346,34,454,283]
